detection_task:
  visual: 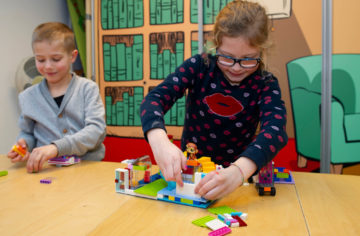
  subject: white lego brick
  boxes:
[206,219,228,231]
[176,182,201,198]
[240,213,248,221]
[230,222,239,227]
[194,172,203,184]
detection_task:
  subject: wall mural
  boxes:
[95,0,292,139]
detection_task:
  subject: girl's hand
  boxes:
[26,144,58,173]
[195,157,256,200]
[147,129,187,186]
[194,165,244,200]
[7,139,29,163]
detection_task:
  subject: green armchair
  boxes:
[287,54,360,166]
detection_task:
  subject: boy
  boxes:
[7,22,106,173]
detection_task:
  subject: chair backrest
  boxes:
[287,54,360,160]
[288,54,360,114]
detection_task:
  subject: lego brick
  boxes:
[40,177,53,184]
[230,222,239,227]
[176,182,201,198]
[0,170,8,177]
[192,215,216,227]
[208,226,231,236]
[186,160,200,166]
[232,215,247,227]
[240,213,248,221]
[180,198,193,205]
[208,206,236,215]
[168,196,175,201]
[133,178,168,197]
[230,212,243,217]
[133,165,147,171]
[12,145,26,157]
[198,156,211,162]
[206,219,228,231]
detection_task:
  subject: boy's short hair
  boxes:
[32,22,76,53]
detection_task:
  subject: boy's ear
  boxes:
[71,49,78,63]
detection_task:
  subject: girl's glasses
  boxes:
[216,54,261,68]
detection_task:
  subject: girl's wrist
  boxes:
[230,162,245,187]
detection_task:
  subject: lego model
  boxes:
[48,155,81,167]
[255,161,276,196]
[115,145,220,208]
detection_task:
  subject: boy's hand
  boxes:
[7,139,29,163]
[26,144,58,173]
[147,129,187,187]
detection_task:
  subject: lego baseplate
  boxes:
[115,169,215,208]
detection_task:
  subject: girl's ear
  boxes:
[71,49,78,63]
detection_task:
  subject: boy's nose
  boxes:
[44,60,53,69]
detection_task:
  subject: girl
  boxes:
[140,0,288,200]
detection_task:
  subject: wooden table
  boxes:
[0,156,359,235]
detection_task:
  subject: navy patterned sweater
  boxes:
[141,54,288,170]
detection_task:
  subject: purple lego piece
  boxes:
[40,178,52,184]
[258,161,274,184]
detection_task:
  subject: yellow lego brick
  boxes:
[202,162,215,168]
[198,156,211,163]
[168,196,175,201]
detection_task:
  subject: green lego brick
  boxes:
[192,215,216,227]
[208,205,236,215]
[134,178,168,197]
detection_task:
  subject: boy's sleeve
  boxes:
[240,75,288,171]
[53,82,106,157]
[140,55,202,139]
[17,93,36,151]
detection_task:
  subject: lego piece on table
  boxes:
[192,215,216,227]
[240,212,248,220]
[208,206,236,215]
[230,222,239,227]
[208,226,231,236]
[206,219,228,231]
[230,212,242,217]
[0,170,8,177]
[48,155,80,167]
[12,145,26,157]
[40,177,53,184]
[232,215,247,227]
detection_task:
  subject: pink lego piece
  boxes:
[208,226,231,236]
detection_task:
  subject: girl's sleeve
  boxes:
[140,55,202,139]
[240,75,288,170]
[53,82,106,157]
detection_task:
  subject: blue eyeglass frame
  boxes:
[215,53,261,68]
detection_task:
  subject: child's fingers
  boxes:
[10,155,23,163]
[173,160,183,187]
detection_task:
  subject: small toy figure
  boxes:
[186,143,198,160]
